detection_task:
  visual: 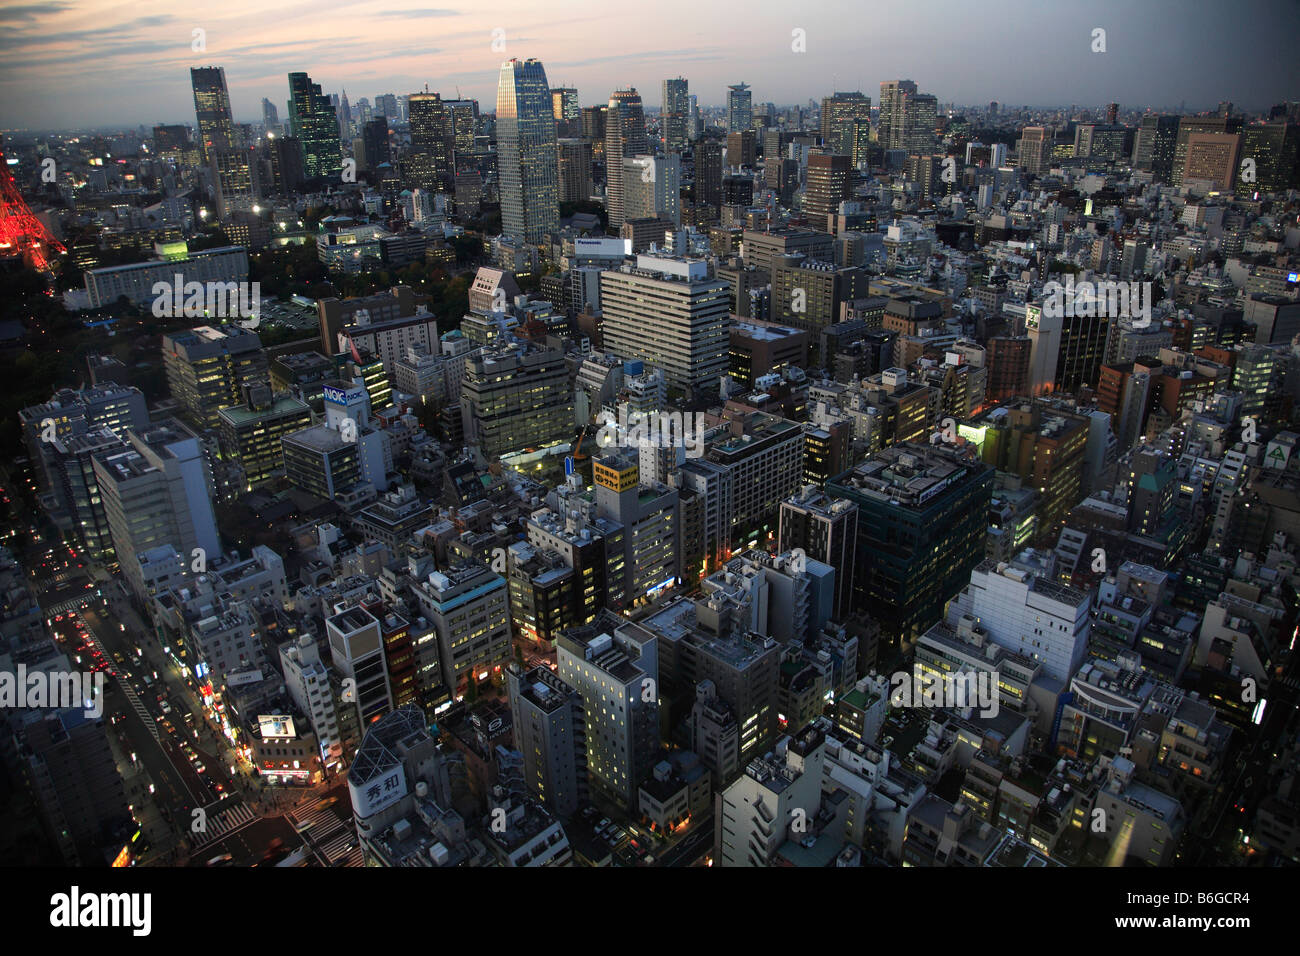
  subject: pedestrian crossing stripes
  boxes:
[44,597,90,616]
[290,799,359,866]
[119,682,160,745]
[190,801,258,849]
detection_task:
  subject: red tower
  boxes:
[0,148,66,275]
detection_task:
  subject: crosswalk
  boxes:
[119,682,160,744]
[290,799,360,866]
[190,800,258,849]
[44,597,90,616]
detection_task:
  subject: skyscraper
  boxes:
[1017,125,1053,176]
[695,139,723,210]
[605,88,648,230]
[497,58,560,244]
[557,138,593,202]
[804,151,852,225]
[1237,122,1299,193]
[727,83,752,133]
[1133,114,1179,181]
[551,86,580,137]
[261,97,279,130]
[338,88,353,141]
[878,80,916,151]
[820,91,872,155]
[879,80,936,154]
[662,77,689,151]
[361,117,391,171]
[287,71,342,179]
[191,66,236,162]
[407,91,454,191]
[1171,115,1243,186]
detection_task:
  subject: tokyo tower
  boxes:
[0,147,66,275]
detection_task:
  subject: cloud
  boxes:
[369,8,460,18]
[0,2,74,20]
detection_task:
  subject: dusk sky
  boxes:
[1,0,1296,130]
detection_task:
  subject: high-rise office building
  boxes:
[622,153,681,227]
[1017,125,1053,176]
[581,105,608,158]
[605,88,648,230]
[557,138,594,202]
[1132,114,1179,181]
[268,135,305,194]
[443,99,479,161]
[325,605,394,724]
[695,139,723,209]
[1025,301,1113,396]
[261,97,279,130]
[211,146,261,220]
[600,255,730,397]
[497,59,560,244]
[947,552,1091,683]
[556,615,659,807]
[93,420,221,599]
[1073,124,1128,162]
[820,91,872,155]
[361,117,391,171]
[287,71,342,179]
[551,87,580,137]
[410,562,512,697]
[1172,115,1243,186]
[880,80,936,153]
[1182,131,1242,191]
[506,664,589,818]
[162,325,270,432]
[662,77,690,151]
[191,66,236,162]
[778,487,859,621]
[1237,121,1300,194]
[407,91,454,191]
[459,341,574,460]
[873,79,915,150]
[726,83,752,134]
[803,151,853,225]
[826,443,993,644]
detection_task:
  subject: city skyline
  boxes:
[2,0,1297,130]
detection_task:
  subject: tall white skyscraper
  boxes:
[496,58,559,244]
[605,88,648,230]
